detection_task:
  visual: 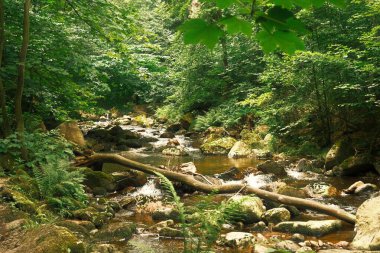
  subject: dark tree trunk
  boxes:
[0,0,10,137]
[15,0,31,158]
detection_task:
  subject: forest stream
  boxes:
[78,118,380,253]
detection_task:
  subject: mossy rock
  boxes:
[276,185,309,199]
[274,220,342,237]
[229,195,266,224]
[12,224,85,253]
[201,137,237,155]
[56,220,95,235]
[325,138,354,170]
[83,168,116,192]
[96,221,136,241]
[0,188,38,214]
[332,154,375,176]
[8,172,40,200]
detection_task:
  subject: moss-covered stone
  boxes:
[96,221,136,241]
[83,168,116,193]
[0,188,38,214]
[332,154,375,176]
[201,137,237,155]
[276,185,309,199]
[56,220,96,235]
[262,207,291,224]
[229,195,266,224]
[325,138,354,170]
[12,225,85,253]
[274,220,342,237]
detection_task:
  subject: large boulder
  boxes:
[257,160,287,176]
[201,137,237,155]
[83,168,116,195]
[57,121,86,146]
[11,225,85,253]
[274,220,342,237]
[228,141,252,158]
[221,232,254,248]
[262,207,291,224]
[229,195,266,224]
[332,154,375,176]
[351,196,380,250]
[96,221,136,241]
[325,138,354,170]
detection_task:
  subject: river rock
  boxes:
[228,141,252,158]
[276,240,300,252]
[112,170,147,190]
[257,160,287,176]
[252,221,267,232]
[262,207,291,224]
[351,196,380,250]
[158,227,183,238]
[57,121,86,146]
[332,154,375,176]
[276,185,309,198]
[215,167,243,180]
[222,232,254,248]
[160,131,175,138]
[180,162,197,173]
[10,224,85,253]
[304,182,338,198]
[325,137,354,170]
[230,195,266,224]
[149,220,174,232]
[252,149,272,159]
[201,137,237,155]
[152,207,180,221]
[343,181,377,195]
[162,146,188,156]
[83,168,116,194]
[96,221,136,241]
[274,220,342,237]
[56,220,96,235]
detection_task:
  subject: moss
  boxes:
[0,188,38,214]
[13,225,85,253]
[83,168,116,192]
[96,222,136,241]
[201,137,237,155]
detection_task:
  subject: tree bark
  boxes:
[76,153,356,224]
[0,0,10,137]
[15,0,31,158]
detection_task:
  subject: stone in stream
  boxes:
[351,195,380,250]
[276,240,301,252]
[332,154,376,176]
[257,160,287,176]
[179,162,197,173]
[273,220,342,237]
[200,136,237,155]
[325,137,354,170]
[276,185,309,199]
[158,227,183,238]
[9,224,86,253]
[162,146,188,156]
[228,141,252,158]
[152,206,180,221]
[343,181,377,195]
[96,221,136,241]
[221,232,254,248]
[262,207,291,224]
[229,195,266,224]
[56,121,86,146]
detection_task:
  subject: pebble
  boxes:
[291,233,305,243]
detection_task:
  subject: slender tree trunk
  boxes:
[16,0,31,133]
[15,0,31,158]
[76,153,357,224]
[0,0,10,137]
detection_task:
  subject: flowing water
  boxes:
[89,122,380,252]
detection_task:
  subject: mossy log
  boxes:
[75,153,356,224]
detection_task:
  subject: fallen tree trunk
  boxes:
[76,153,356,224]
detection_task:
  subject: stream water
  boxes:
[88,122,380,252]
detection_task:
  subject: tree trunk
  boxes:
[16,0,31,134]
[0,0,10,137]
[15,0,31,158]
[76,153,356,224]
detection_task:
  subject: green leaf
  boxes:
[256,30,277,53]
[219,17,252,36]
[328,0,346,8]
[179,19,224,49]
[256,29,305,54]
[286,18,309,35]
[202,0,237,8]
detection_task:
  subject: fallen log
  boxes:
[76,153,356,224]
